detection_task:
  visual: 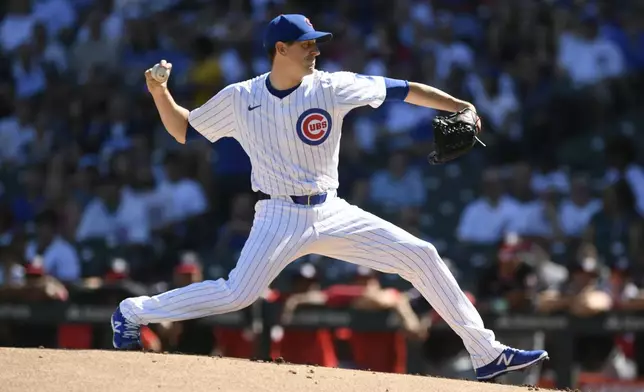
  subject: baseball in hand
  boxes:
[151,63,169,83]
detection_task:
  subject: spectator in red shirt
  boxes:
[269,263,338,367]
[324,266,427,373]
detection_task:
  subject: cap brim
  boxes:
[297,31,333,43]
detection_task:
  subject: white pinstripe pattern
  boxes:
[121,69,506,369]
[186,71,386,196]
[308,198,506,368]
[121,199,316,324]
[120,196,505,367]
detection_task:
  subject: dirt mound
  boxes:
[1,348,537,392]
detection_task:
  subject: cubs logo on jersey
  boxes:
[296,108,332,146]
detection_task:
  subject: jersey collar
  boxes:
[265,74,302,100]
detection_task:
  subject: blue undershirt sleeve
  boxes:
[383,77,410,101]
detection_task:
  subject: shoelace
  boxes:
[123,320,140,340]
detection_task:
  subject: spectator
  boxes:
[154,253,219,356]
[430,21,474,87]
[369,150,426,212]
[466,71,520,139]
[536,252,612,318]
[559,175,602,239]
[536,247,616,378]
[531,159,570,196]
[508,162,538,206]
[31,0,77,41]
[75,174,151,246]
[24,209,80,282]
[557,15,625,88]
[12,43,47,99]
[324,267,426,373]
[477,238,540,314]
[10,164,47,224]
[155,151,208,226]
[187,35,223,107]
[583,179,643,268]
[0,0,35,54]
[126,164,167,230]
[0,100,37,167]
[456,168,521,244]
[514,185,564,242]
[70,9,120,84]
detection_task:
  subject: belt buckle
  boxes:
[307,194,312,206]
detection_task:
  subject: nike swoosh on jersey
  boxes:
[248,104,261,111]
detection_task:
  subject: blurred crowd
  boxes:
[1,0,644,387]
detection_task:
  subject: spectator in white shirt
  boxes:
[155,151,208,226]
[76,174,151,245]
[559,176,602,238]
[369,151,426,212]
[557,17,625,88]
[514,186,565,240]
[430,22,474,85]
[124,165,168,231]
[24,210,80,282]
[531,159,570,195]
[75,2,124,44]
[466,71,520,139]
[70,10,120,84]
[457,168,522,244]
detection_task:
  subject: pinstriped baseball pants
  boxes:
[120,194,506,368]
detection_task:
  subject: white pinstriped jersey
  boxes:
[188,70,386,196]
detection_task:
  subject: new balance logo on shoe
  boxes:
[113,321,122,332]
[497,352,514,366]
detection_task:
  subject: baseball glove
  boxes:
[427,108,485,165]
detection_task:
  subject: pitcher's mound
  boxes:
[1,347,536,392]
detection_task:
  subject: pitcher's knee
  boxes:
[395,242,441,277]
[224,282,262,311]
[421,243,440,259]
[411,242,442,271]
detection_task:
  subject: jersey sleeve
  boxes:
[331,72,387,111]
[187,84,237,142]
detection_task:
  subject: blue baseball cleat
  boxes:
[111,306,142,350]
[475,348,549,381]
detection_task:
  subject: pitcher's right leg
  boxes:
[309,198,547,380]
[112,200,316,349]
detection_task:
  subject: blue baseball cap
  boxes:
[263,14,333,51]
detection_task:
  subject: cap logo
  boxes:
[304,18,313,27]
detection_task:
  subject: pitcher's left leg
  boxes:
[312,199,548,379]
